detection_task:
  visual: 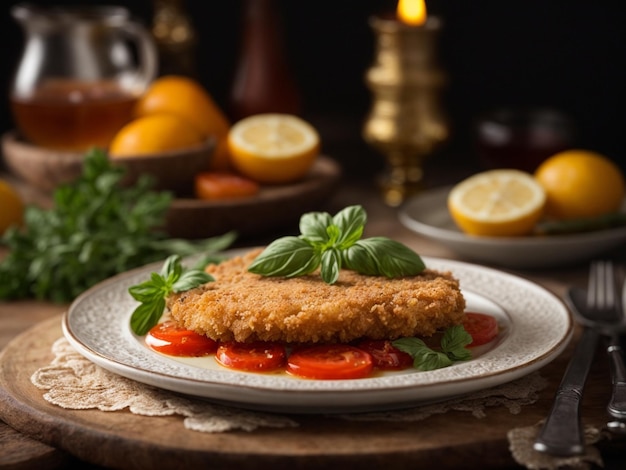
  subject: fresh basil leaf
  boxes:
[300,212,333,244]
[160,255,182,280]
[247,237,320,277]
[130,297,166,336]
[441,325,473,361]
[172,270,214,292]
[325,224,341,245]
[413,350,453,371]
[347,237,425,277]
[332,205,366,248]
[393,337,452,371]
[393,325,471,371]
[320,248,341,284]
[392,337,428,354]
[341,243,380,276]
[128,281,164,302]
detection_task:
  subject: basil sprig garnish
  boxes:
[129,255,213,335]
[248,205,425,284]
[393,325,473,371]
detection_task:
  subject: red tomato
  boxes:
[194,172,260,200]
[462,312,499,347]
[146,321,218,356]
[286,344,373,380]
[215,341,287,372]
[356,340,413,370]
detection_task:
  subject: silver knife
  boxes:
[534,282,625,456]
[533,322,599,456]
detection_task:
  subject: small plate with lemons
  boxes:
[399,150,626,269]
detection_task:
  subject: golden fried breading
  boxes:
[168,249,466,344]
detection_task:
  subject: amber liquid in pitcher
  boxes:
[11,79,138,152]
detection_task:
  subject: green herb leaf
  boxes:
[248,205,424,284]
[173,270,214,292]
[299,211,333,244]
[392,337,452,371]
[414,349,453,371]
[440,325,473,361]
[247,237,320,277]
[392,324,473,371]
[320,248,341,284]
[343,238,425,278]
[130,297,166,337]
[129,255,214,335]
[332,205,366,248]
[0,148,235,303]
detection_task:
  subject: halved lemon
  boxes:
[447,169,546,237]
[227,114,320,184]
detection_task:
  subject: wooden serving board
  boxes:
[0,315,611,470]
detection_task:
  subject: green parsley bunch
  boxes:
[0,148,234,303]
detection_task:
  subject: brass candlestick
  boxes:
[363,14,449,206]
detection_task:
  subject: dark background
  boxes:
[1,0,625,180]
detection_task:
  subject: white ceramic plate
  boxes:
[63,254,572,414]
[399,186,626,269]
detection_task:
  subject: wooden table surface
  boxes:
[1,179,626,469]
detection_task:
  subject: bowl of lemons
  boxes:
[399,150,626,269]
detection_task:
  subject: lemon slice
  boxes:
[447,169,546,237]
[227,113,320,184]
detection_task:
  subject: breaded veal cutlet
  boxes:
[167,248,466,344]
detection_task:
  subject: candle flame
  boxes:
[397,0,427,26]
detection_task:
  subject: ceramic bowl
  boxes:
[2,131,214,193]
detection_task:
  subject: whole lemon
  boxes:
[134,75,231,169]
[534,150,625,220]
[109,114,205,157]
[0,179,24,234]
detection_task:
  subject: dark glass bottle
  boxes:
[229,0,301,120]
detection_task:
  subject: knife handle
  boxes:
[533,327,599,456]
[607,336,626,419]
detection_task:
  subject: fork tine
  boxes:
[587,260,616,311]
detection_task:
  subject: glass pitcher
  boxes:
[10,3,158,152]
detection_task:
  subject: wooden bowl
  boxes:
[1,131,214,193]
[110,138,215,193]
[165,156,342,239]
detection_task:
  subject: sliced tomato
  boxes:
[286,344,373,380]
[194,171,260,200]
[146,321,218,357]
[356,340,413,370]
[462,312,499,347]
[215,341,287,372]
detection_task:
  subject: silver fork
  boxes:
[581,261,626,423]
[534,260,620,456]
[603,262,626,426]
